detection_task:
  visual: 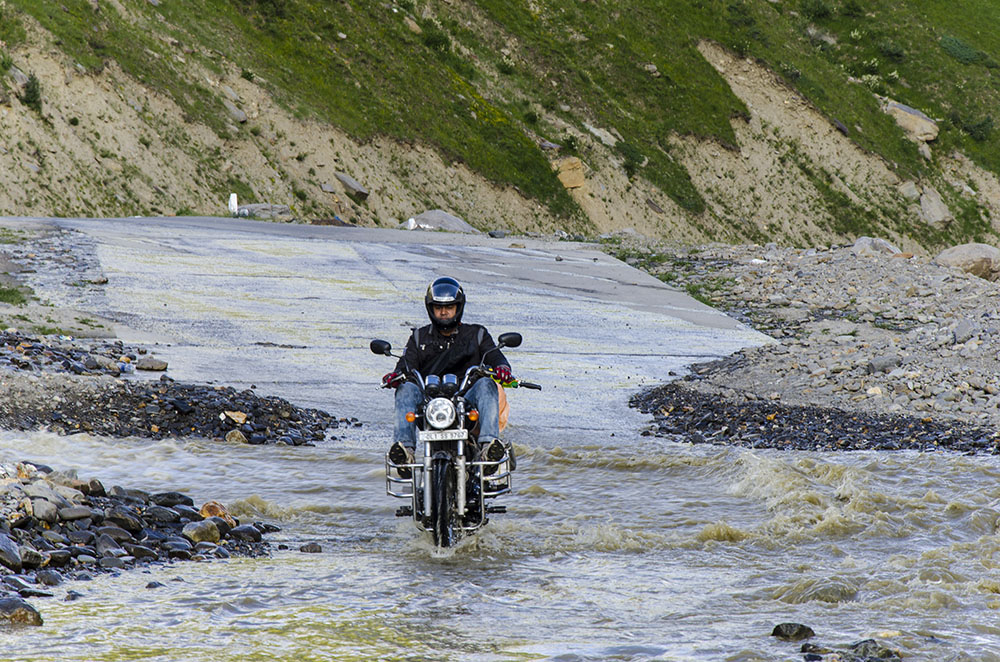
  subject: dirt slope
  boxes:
[1,18,996,250]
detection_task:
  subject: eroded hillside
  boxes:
[1,1,999,254]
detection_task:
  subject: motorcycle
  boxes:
[370,332,540,548]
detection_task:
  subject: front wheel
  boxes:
[431,456,457,547]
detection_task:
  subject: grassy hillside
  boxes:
[1,0,999,248]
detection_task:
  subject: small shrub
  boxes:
[878,40,904,62]
[421,27,450,52]
[240,68,255,81]
[861,57,880,74]
[498,58,515,75]
[800,0,832,20]
[940,35,985,65]
[20,73,41,113]
[523,109,538,124]
[0,286,26,305]
[779,62,801,81]
[68,117,79,126]
[726,1,755,27]
[617,142,644,178]
[963,115,993,142]
[841,0,864,17]
[0,51,12,72]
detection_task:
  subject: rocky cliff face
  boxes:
[2,17,999,252]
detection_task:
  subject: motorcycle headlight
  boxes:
[425,398,456,429]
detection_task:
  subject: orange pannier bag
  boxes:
[498,385,509,432]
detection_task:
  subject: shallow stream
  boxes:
[2,218,998,660]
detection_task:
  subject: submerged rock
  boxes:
[0,597,43,626]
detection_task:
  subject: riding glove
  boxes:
[494,365,512,383]
[382,371,404,388]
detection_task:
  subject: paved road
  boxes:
[28,216,767,437]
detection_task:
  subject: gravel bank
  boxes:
[615,237,1000,453]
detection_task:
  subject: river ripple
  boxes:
[4,426,1000,661]
[3,219,999,660]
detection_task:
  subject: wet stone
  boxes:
[0,596,43,626]
[181,520,220,544]
[150,492,193,508]
[143,505,180,523]
[58,506,93,521]
[229,525,262,543]
[35,569,62,586]
[2,450,276,622]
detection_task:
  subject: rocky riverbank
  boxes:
[0,460,277,626]
[616,236,1000,453]
[0,225,356,626]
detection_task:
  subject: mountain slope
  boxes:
[1,0,999,253]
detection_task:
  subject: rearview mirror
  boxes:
[370,339,392,356]
[497,332,522,349]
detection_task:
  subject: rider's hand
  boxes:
[382,371,404,388]
[494,365,512,383]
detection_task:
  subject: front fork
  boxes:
[422,439,467,519]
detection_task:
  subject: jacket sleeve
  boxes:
[478,328,510,370]
[394,329,421,375]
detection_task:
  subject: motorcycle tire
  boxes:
[431,456,457,548]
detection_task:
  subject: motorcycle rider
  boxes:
[383,276,511,479]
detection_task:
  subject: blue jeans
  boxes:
[393,378,500,449]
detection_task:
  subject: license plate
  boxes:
[418,429,468,442]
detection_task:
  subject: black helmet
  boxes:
[425,277,465,330]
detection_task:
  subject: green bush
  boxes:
[0,51,12,72]
[879,40,905,62]
[20,73,41,113]
[841,0,864,17]
[0,286,26,305]
[421,27,450,52]
[617,142,644,178]
[940,35,985,64]
[800,0,832,20]
[964,115,994,142]
[726,1,755,27]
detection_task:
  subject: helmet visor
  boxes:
[428,279,461,304]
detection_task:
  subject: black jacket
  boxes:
[394,323,510,379]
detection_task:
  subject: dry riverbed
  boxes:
[616,236,1000,454]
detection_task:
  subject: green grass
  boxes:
[0,286,27,305]
[2,0,1000,245]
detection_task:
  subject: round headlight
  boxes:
[425,397,456,429]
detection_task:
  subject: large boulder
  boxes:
[851,236,901,257]
[237,203,293,221]
[919,188,953,229]
[882,99,939,142]
[401,209,481,234]
[935,243,1000,280]
[335,172,369,200]
[553,156,585,189]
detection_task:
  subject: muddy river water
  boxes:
[2,218,1000,661]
